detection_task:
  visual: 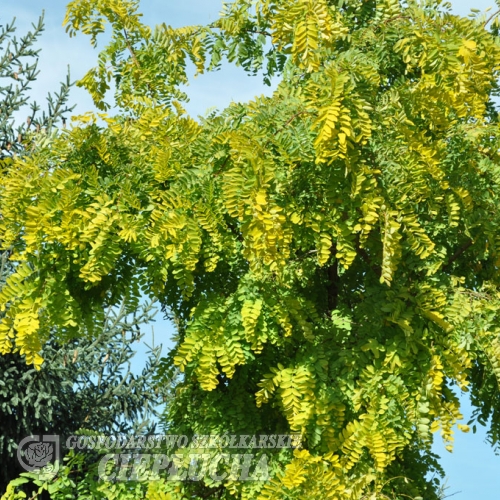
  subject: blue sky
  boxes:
[3,0,500,497]
[2,0,277,119]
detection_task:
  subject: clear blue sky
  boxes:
[3,1,500,497]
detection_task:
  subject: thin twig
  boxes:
[484,9,500,28]
[123,29,140,68]
[274,110,310,135]
[245,29,272,38]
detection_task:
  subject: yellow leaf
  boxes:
[256,190,267,206]
[463,40,477,51]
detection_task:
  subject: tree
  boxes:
[0,13,72,159]
[3,0,500,498]
[0,14,164,495]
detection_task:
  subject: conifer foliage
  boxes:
[3,0,500,498]
[0,13,72,159]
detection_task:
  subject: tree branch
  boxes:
[274,110,310,136]
[245,29,272,38]
[123,28,141,68]
[326,245,339,315]
[444,239,474,270]
[484,9,500,28]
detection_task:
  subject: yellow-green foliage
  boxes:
[4,0,500,498]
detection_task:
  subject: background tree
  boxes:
[0,14,164,494]
[0,13,71,160]
[3,0,500,498]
